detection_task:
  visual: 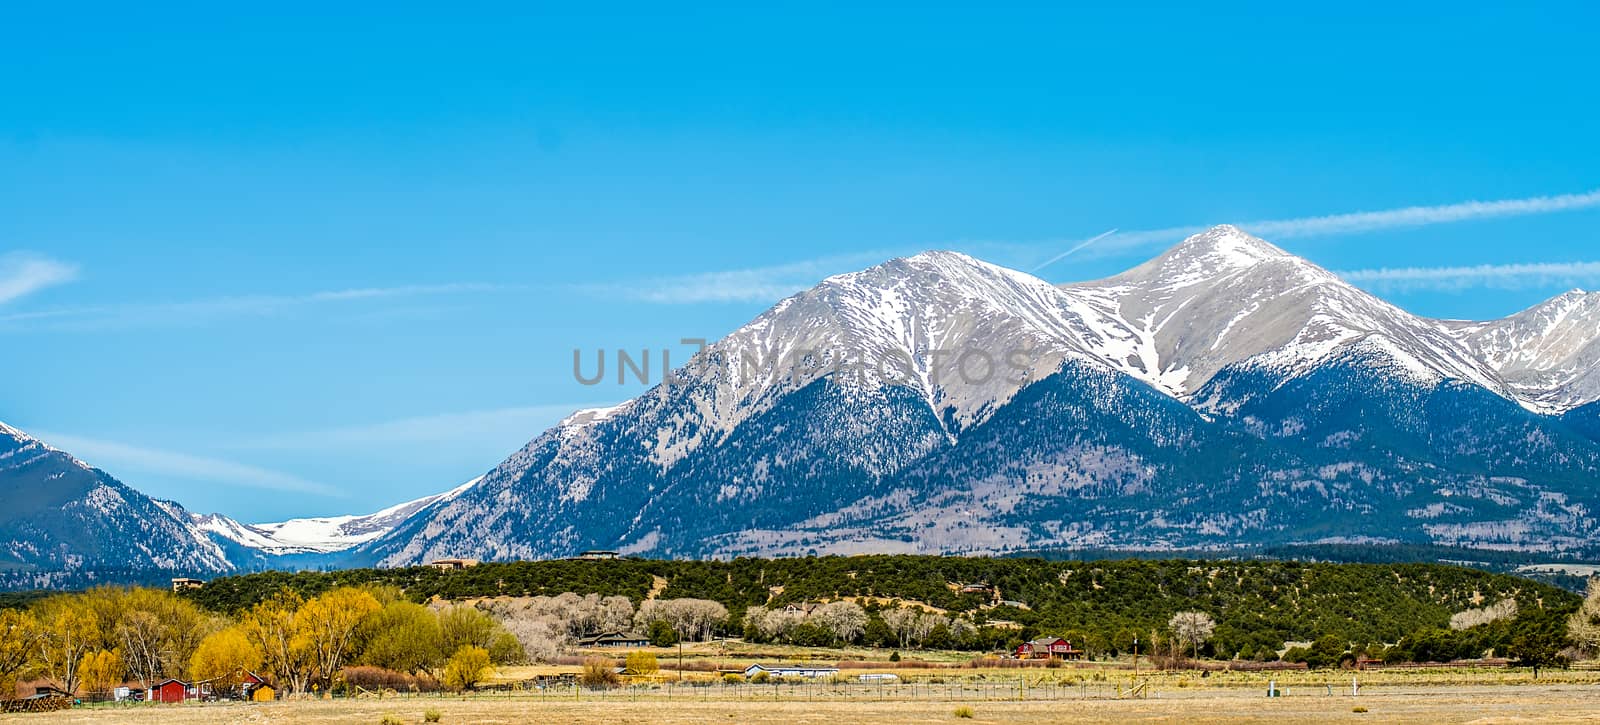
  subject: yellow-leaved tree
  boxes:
[624,650,659,676]
[442,645,492,691]
[0,609,43,698]
[77,648,123,697]
[241,590,316,695]
[108,588,210,689]
[190,626,264,693]
[32,595,99,695]
[296,587,381,692]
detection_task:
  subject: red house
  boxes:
[149,679,190,703]
[1015,637,1083,660]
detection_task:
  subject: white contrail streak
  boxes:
[1031,229,1119,272]
[1081,188,1600,258]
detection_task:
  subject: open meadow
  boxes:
[6,682,1600,724]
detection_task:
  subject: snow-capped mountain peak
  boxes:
[1062,225,1508,401]
[1137,224,1295,285]
[684,247,1148,444]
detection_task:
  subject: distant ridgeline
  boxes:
[1012,544,1599,592]
[173,556,1580,650]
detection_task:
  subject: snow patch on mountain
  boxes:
[1063,225,1509,403]
[1448,289,1600,413]
[196,477,481,555]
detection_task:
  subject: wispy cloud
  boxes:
[0,252,79,305]
[235,404,603,451]
[0,282,513,329]
[586,252,897,304]
[1059,188,1600,260]
[1339,260,1600,292]
[599,188,1600,304]
[33,431,343,496]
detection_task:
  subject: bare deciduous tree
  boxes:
[1168,611,1216,660]
[634,599,727,642]
[1451,599,1519,631]
[811,601,868,645]
[1569,578,1600,655]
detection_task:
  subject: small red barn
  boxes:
[150,679,190,703]
[1015,637,1082,660]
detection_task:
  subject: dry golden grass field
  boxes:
[6,684,1600,724]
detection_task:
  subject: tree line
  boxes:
[5,556,1597,699]
[177,556,1579,646]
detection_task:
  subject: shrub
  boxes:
[889,651,901,662]
[344,666,442,693]
[424,709,442,723]
[723,673,744,684]
[581,657,623,689]
[953,705,974,718]
[625,650,659,676]
[380,716,404,725]
[750,671,770,684]
[1353,706,1368,714]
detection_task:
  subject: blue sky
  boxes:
[2,3,1597,521]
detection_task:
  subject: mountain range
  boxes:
[5,225,1600,580]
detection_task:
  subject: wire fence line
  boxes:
[58,677,1406,709]
[302,680,1369,703]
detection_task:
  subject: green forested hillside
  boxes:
[184,556,1580,657]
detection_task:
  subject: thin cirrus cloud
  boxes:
[234,404,606,451]
[605,188,1600,302]
[0,282,514,330]
[587,251,897,304]
[32,431,343,497]
[1338,260,1600,292]
[0,252,79,305]
[1035,188,1600,267]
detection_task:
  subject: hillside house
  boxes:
[1015,636,1083,660]
[170,577,203,592]
[576,550,620,560]
[427,558,480,570]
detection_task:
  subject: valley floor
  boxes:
[8,684,1600,724]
